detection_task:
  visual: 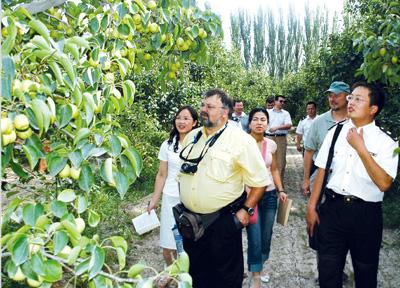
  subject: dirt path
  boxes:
[128,144,400,288]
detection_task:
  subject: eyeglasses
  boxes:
[200,103,224,110]
[176,116,193,121]
[346,94,368,104]
[279,100,286,103]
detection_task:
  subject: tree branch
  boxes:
[17,0,67,15]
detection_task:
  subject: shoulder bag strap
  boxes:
[318,123,344,204]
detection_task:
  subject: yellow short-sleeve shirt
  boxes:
[178,125,271,213]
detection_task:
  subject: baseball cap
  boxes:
[326,81,350,94]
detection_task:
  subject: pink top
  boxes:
[261,137,277,191]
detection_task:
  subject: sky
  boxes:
[197,0,345,46]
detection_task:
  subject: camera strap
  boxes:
[179,124,227,164]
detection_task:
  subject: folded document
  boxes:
[132,210,160,235]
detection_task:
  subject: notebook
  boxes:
[277,198,292,226]
[132,210,160,235]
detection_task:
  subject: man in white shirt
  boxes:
[306,81,398,288]
[231,99,249,131]
[296,101,317,153]
[266,95,292,180]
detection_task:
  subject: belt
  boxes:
[325,189,363,204]
[265,133,287,137]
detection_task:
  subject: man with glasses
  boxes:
[306,81,398,288]
[178,89,271,288]
[266,95,292,180]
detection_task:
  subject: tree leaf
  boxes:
[21,259,40,281]
[46,153,68,176]
[11,234,29,266]
[117,23,130,36]
[51,200,68,218]
[57,189,76,202]
[76,258,90,276]
[113,170,129,199]
[74,128,91,145]
[116,247,126,270]
[56,105,73,128]
[77,195,88,214]
[53,231,69,255]
[120,155,136,184]
[89,246,105,280]
[1,56,15,100]
[109,135,122,156]
[122,147,143,177]
[110,236,128,253]
[31,253,46,276]
[89,17,100,33]
[67,246,82,265]
[69,150,83,168]
[79,164,94,192]
[10,161,30,180]
[88,210,100,227]
[22,143,41,170]
[42,259,62,282]
[22,203,44,227]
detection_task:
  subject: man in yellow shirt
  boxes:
[178,89,271,288]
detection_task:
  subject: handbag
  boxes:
[308,123,343,250]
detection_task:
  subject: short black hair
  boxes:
[274,95,285,101]
[248,107,270,125]
[204,88,233,111]
[306,101,317,108]
[233,99,243,105]
[351,81,385,117]
[266,97,274,104]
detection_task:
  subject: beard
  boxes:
[200,112,219,128]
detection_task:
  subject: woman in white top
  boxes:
[246,107,288,288]
[147,106,198,265]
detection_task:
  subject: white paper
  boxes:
[132,210,160,235]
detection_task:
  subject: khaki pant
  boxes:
[266,135,287,181]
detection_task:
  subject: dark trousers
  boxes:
[183,212,244,288]
[317,191,382,288]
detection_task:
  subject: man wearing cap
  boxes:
[266,95,292,180]
[302,81,350,195]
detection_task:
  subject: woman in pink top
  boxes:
[246,107,288,288]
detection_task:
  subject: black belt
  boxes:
[325,188,363,204]
[265,133,287,137]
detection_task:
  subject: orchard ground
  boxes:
[127,137,400,288]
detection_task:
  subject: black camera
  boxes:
[181,162,198,174]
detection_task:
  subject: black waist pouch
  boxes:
[172,203,220,242]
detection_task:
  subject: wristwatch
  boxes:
[242,205,254,216]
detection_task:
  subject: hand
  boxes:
[147,200,157,214]
[269,127,277,132]
[346,127,366,152]
[306,206,320,236]
[296,144,302,152]
[235,209,250,227]
[279,191,288,202]
[302,179,310,196]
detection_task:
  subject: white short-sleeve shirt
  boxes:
[158,138,182,197]
[315,120,398,202]
[267,108,292,135]
[296,115,317,143]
